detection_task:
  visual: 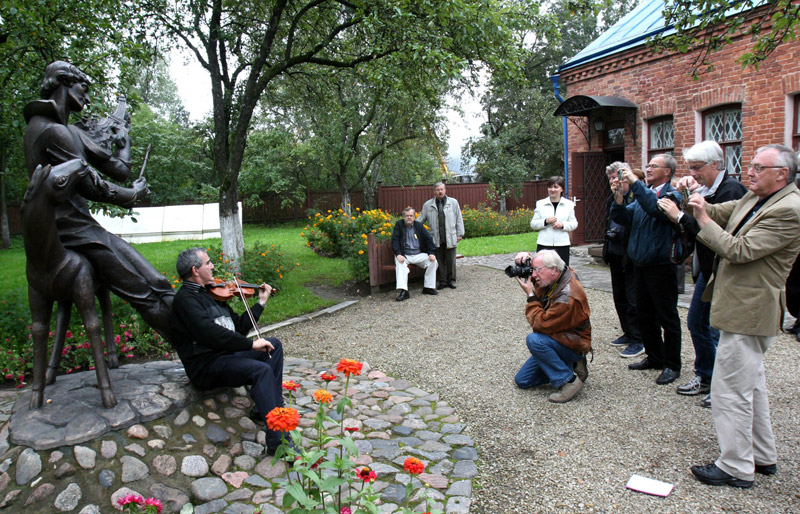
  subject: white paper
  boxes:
[625,474,674,497]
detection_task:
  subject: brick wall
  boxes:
[559,15,800,179]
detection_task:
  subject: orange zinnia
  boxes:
[313,389,333,404]
[403,457,425,475]
[336,358,363,377]
[266,407,300,432]
[282,380,300,392]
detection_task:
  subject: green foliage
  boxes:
[461,205,535,237]
[239,128,307,209]
[206,241,290,289]
[302,208,396,281]
[652,0,800,75]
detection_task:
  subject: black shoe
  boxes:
[267,437,300,458]
[656,368,679,385]
[436,283,446,290]
[700,394,711,408]
[628,358,663,371]
[249,407,264,424]
[395,290,410,301]
[447,282,457,289]
[690,463,753,488]
[755,463,777,475]
[787,321,800,334]
[422,287,438,295]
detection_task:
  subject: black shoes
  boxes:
[248,407,264,424]
[395,290,410,301]
[755,463,777,475]
[628,358,663,371]
[267,437,300,458]
[656,368,680,385]
[436,283,446,290]
[422,287,438,295]
[690,463,753,488]
[574,357,589,382]
[447,282,457,289]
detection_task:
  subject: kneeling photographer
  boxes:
[510,250,592,403]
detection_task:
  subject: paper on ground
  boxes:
[625,474,674,497]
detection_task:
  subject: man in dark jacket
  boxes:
[611,154,683,385]
[171,247,288,454]
[391,207,438,301]
[658,141,747,406]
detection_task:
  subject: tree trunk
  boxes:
[336,170,352,216]
[499,195,507,214]
[219,186,244,272]
[0,147,10,249]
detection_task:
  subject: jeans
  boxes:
[687,272,719,380]
[515,332,584,389]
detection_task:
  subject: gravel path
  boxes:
[274,258,800,514]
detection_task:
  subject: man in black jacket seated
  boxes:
[391,207,438,301]
[171,247,287,454]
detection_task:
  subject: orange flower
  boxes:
[403,457,425,475]
[282,380,300,392]
[266,407,300,432]
[320,372,336,382]
[313,389,333,404]
[336,358,363,377]
[356,467,377,482]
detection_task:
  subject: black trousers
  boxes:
[635,263,682,371]
[204,337,285,447]
[786,253,800,318]
[435,246,458,285]
[608,253,641,341]
[537,245,570,267]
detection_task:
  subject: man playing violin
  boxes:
[171,247,290,455]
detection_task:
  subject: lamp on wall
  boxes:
[593,116,606,132]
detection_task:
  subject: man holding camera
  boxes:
[512,250,591,404]
[611,154,683,386]
[687,144,800,488]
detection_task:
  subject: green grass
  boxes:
[0,224,540,324]
[458,232,538,257]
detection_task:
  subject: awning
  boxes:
[553,95,637,117]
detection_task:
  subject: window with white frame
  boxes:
[648,116,674,159]
[703,104,742,177]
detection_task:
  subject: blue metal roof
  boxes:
[559,0,672,72]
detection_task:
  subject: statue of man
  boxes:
[23,61,174,340]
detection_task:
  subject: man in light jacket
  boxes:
[688,144,800,488]
[420,182,464,289]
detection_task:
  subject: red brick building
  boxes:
[553,1,800,244]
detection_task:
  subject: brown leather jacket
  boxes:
[525,267,592,354]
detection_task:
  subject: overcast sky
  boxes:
[169,53,486,168]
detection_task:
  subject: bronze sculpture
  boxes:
[21,61,176,408]
[22,159,117,408]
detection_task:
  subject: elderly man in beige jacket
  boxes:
[686,144,800,488]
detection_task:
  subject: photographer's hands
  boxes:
[516,275,534,297]
[657,197,681,222]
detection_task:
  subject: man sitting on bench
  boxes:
[391,207,438,302]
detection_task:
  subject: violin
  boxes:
[208,278,276,302]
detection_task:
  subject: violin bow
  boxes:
[233,276,271,359]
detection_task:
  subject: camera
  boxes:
[662,191,682,207]
[606,226,623,242]
[505,257,533,279]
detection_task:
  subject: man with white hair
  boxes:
[512,250,592,403]
[658,141,746,406]
[687,144,800,488]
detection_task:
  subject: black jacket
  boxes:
[170,281,262,388]
[677,173,748,279]
[391,219,436,257]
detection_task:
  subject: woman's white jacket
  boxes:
[530,196,578,247]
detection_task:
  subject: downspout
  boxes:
[550,74,569,198]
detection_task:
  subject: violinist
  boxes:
[171,247,292,455]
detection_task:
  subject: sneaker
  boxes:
[700,394,711,408]
[548,375,584,403]
[574,357,589,382]
[609,335,629,347]
[676,375,710,396]
[620,342,644,358]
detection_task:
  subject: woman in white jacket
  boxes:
[530,176,578,265]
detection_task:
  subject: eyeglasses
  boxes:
[532,266,547,273]
[687,164,707,171]
[646,164,667,169]
[748,163,786,173]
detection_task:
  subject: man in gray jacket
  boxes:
[688,144,800,488]
[420,182,465,289]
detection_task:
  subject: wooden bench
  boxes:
[367,233,463,295]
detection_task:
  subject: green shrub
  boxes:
[462,204,534,237]
[303,208,395,281]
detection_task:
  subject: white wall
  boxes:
[92,203,242,243]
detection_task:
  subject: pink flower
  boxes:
[65,331,73,339]
[126,354,134,359]
[341,508,352,514]
[114,335,121,344]
[82,342,90,349]
[117,493,144,507]
[144,497,163,513]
